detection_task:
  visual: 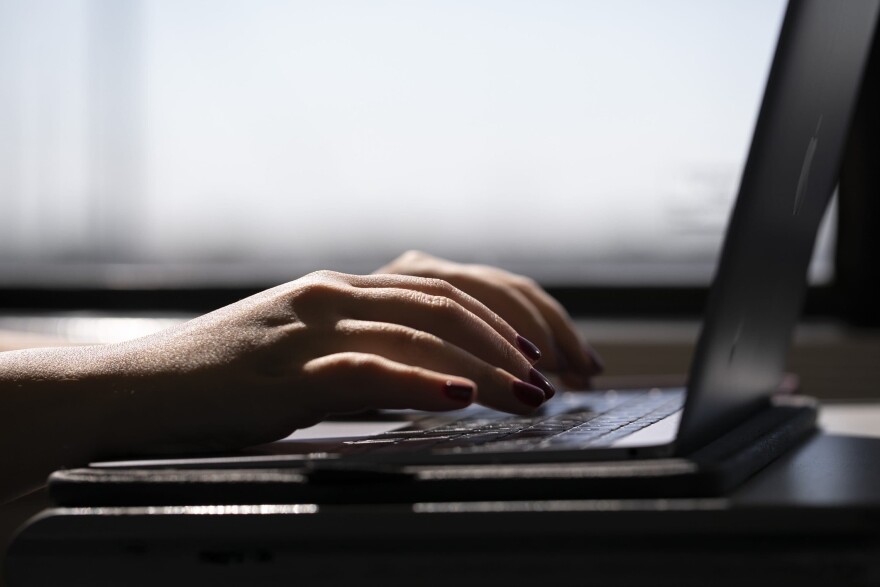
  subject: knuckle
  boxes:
[403,326,442,348]
[502,339,526,368]
[516,276,539,289]
[426,293,459,316]
[337,352,380,374]
[427,276,456,293]
[407,275,454,294]
[296,274,348,302]
[403,289,433,307]
[306,269,346,282]
[402,249,427,261]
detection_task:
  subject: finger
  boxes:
[342,273,543,363]
[434,269,561,371]
[453,264,599,381]
[300,351,545,416]
[341,273,539,359]
[509,278,604,382]
[339,286,538,385]
[316,320,555,414]
[301,352,474,413]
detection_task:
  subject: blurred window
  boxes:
[0,0,834,287]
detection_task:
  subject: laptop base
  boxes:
[47,396,817,507]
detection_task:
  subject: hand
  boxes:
[0,261,588,500]
[95,270,558,455]
[376,251,603,388]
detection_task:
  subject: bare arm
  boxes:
[0,257,601,503]
[0,345,118,502]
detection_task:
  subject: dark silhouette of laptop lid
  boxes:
[677,0,880,453]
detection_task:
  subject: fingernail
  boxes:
[512,380,545,407]
[516,335,542,361]
[585,345,605,375]
[529,367,556,399]
[443,381,474,404]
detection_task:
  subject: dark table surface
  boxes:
[4,403,880,586]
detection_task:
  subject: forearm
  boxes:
[0,345,119,502]
[0,343,215,503]
[0,335,301,503]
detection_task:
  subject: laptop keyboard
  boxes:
[341,388,684,455]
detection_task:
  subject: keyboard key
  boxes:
[343,388,685,455]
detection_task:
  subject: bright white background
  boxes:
[1,0,835,286]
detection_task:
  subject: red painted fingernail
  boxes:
[516,335,542,361]
[512,380,545,407]
[443,381,474,404]
[529,367,556,399]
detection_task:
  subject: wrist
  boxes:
[0,344,126,489]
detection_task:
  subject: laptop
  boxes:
[52,0,880,500]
